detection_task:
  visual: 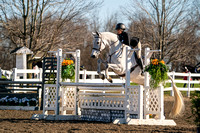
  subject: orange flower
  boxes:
[160,60,165,64]
[62,59,74,66]
[152,59,159,65]
[68,60,74,65]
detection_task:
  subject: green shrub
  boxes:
[1,75,7,79]
[191,91,200,127]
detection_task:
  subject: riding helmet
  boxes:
[115,23,126,30]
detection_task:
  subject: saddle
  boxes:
[130,37,139,48]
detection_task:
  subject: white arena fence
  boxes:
[12,68,43,82]
[165,71,200,97]
[0,68,43,96]
[79,70,200,97]
[1,66,199,97]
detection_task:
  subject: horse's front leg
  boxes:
[105,63,113,83]
[105,64,123,83]
[97,59,105,80]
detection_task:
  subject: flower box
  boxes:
[145,59,168,89]
[0,96,38,108]
[0,105,38,110]
[62,59,75,82]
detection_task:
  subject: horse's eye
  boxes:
[97,42,99,44]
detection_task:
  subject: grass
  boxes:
[164,82,200,88]
[131,80,200,97]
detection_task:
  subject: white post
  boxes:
[138,85,143,119]
[12,68,17,92]
[75,49,80,115]
[144,47,150,87]
[0,67,2,79]
[56,48,62,115]
[75,49,80,83]
[83,69,86,83]
[39,68,42,81]
[125,47,131,87]
[158,85,165,120]
[144,47,150,119]
[61,87,66,115]
[170,71,175,96]
[13,68,17,81]
[91,74,95,80]
[125,47,131,122]
[22,53,27,79]
[187,72,191,97]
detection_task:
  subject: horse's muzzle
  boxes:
[91,55,96,58]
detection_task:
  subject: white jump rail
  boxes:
[79,70,125,83]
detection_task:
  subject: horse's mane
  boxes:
[101,32,118,39]
[101,32,117,36]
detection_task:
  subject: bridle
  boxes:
[92,37,106,52]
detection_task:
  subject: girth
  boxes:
[118,64,139,77]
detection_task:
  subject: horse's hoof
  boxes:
[108,78,113,83]
[100,74,105,80]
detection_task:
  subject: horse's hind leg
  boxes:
[97,59,105,80]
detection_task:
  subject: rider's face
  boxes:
[117,29,123,34]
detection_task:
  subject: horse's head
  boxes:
[91,31,106,58]
[183,65,195,73]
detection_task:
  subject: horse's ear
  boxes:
[92,31,101,37]
[92,32,96,36]
[96,31,100,36]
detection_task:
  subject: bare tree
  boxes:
[0,0,102,69]
[103,13,118,32]
[123,0,199,70]
[123,0,189,57]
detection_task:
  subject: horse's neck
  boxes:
[101,32,121,55]
[187,66,195,72]
[102,32,118,44]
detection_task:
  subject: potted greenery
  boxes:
[145,59,168,89]
[191,91,200,133]
[61,59,75,82]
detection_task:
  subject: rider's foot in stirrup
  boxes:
[141,70,144,76]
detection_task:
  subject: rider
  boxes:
[115,23,129,46]
[115,23,144,75]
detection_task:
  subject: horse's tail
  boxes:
[168,74,185,117]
